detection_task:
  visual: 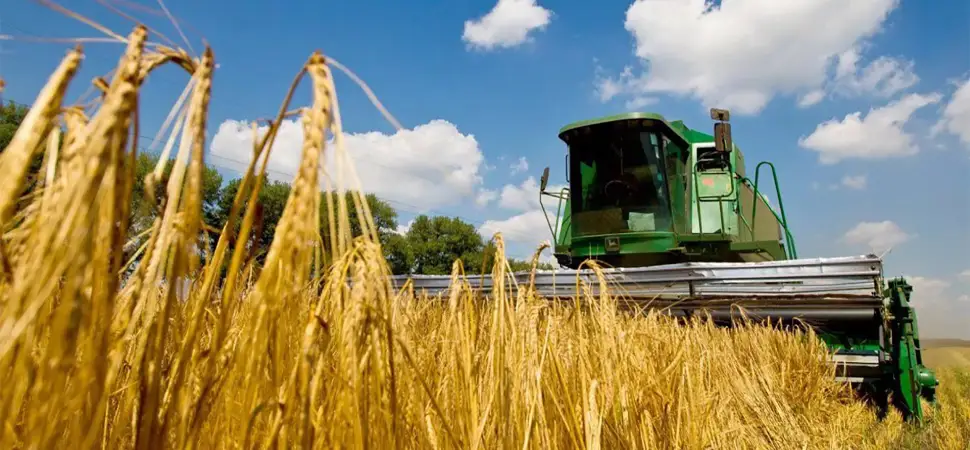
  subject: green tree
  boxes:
[0,100,30,151]
[386,215,558,276]
[210,177,400,266]
[120,152,223,273]
[479,240,557,273]
[318,190,399,248]
[383,232,413,275]
[0,101,44,217]
[209,177,291,262]
[0,101,225,273]
[401,215,491,275]
[506,257,555,272]
[129,152,224,236]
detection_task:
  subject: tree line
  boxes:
[1,100,553,276]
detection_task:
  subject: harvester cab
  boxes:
[538,108,794,270]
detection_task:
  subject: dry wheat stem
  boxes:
[0,46,82,227]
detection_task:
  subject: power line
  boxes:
[0,24,553,251]
[2,97,551,245]
[1,21,195,95]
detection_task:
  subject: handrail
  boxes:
[737,175,795,257]
[539,187,570,244]
[737,209,754,236]
[745,161,797,259]
[689,156,798,260]
[740,176,797,259]
[735,199,796,261]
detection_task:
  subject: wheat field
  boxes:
[0,9,968,450]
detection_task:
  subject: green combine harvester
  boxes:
[390,108,939,421]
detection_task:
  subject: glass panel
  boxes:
[568,126,673,237]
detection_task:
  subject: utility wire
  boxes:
[1,19,555,254]
[2,96,548,244]
[0,22,516,223]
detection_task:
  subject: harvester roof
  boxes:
[557,112,690,148]
[668,120,715,144]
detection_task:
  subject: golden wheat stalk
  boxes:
[0,46,82,228]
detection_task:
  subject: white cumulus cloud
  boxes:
[394,219,415,236]
[479,209,560,266]
[479,209,552,251]
[902,275,970,339]
[509,156,529,175]
[625,96,658,110]
[842,220,913,254]
[931,75,970,149]
[907,276,951,300]
[841,174,868,190]
[830,46,919,98]
[479,175,569,262]
[797,47,919,108]
[462,0,552,50]
[798,90,827,108]
[798,93,942,164]
[497,176,567,212]
[209,118,485,212]
[596,0,902,114]
[499,177,540,211]
[475,189,499,207]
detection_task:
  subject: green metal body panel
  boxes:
[538,110,938,422]
[887,278,939,420]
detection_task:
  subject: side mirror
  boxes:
[710,108,730,122]
[711,107,732,153]
[540,167,550,192]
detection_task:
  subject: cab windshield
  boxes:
[568,126,673,237]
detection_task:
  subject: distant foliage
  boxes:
[0,100,29,151]
[389,214,556,275]
[0,101,45,219]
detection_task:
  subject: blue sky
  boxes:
[2,0,969,337]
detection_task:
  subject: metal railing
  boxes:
[744,161,797,259]
[690,158,798,260]
[539,186,570,243]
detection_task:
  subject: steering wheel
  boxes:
[697,152,729,170]
[604,179,633,201]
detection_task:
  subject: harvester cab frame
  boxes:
[539,108,796,269]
